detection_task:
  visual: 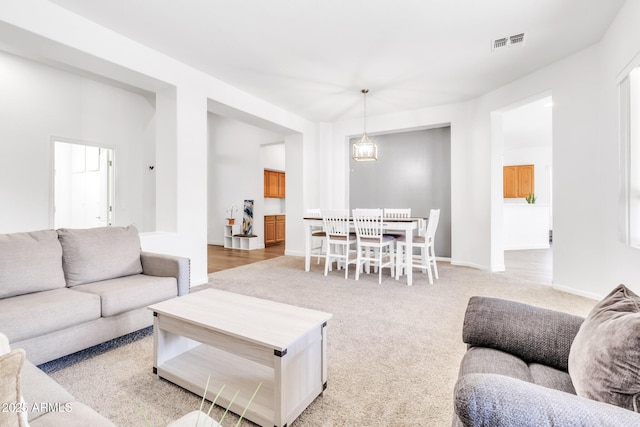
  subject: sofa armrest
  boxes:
[454,373,640,427]
[140,251,190,296]
[463,296,584,371]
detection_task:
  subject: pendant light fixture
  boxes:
[352,89,378,161]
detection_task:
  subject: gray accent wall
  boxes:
[349,127,451,257]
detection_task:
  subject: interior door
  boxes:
[54,141,114,229]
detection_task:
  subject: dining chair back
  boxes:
[352,208,395,284]
[322,209,357,279]
[395,208,440,284]
[383,208,411,219]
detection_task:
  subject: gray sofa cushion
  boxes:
[72,274,177,317]
[459,347,533,383]
[529,363,576,395]
[455,373,640,427]
[463,296,584,371]
[57,225,143,287]
[0,288,101,342]
[568,284,640,412]
[0,230,66,298]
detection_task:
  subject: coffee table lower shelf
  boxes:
[157,344,275,426]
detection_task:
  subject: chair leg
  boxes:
[355,245,361,281]
[324,246,331,277]
[430,243,439,280]
[344,244,351,279]
[316,239,323,264]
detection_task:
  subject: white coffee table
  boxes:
[148,289,332,427]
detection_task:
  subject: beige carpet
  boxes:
[47,257,597,427]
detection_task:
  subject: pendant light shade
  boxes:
[352,89,378,161]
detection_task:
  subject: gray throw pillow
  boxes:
[57,225,143,286]
[568,284,640,412]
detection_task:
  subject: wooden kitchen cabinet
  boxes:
[264,170,285,198]
[264,215,285,246]
[276,215,285,242]
[264,215,276,245]
[503,165,534,198]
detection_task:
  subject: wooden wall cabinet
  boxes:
[264,214,285,246]
[503,165,534,198]
[264,170,285,198]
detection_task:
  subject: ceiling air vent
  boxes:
[492,32,526,52]
[510,33,525,45]
[493,38,508,50]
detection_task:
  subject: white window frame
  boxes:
[620,60,640,249]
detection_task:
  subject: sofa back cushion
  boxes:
[57,225,143,286]
[568,284,640,412]
[0,230,66,298]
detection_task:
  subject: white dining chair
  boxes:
[306,208,326,265]
[395,209,440,284]
[352,208,395,284]
[322,209,357,279]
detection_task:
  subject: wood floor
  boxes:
[207,244,285,273]
[208,243,552,284]
[503,246,552,284]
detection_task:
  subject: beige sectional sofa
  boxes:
[0,225,190,425]
[0,225,189,366]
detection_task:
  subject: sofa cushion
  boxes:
[458,347,533,384]
[529,363,576,395]
[0,348,26,427]
[0,289,101,343]
[57,225,143,287]
[72,274,177,317]
[568,284,640,412]
[21,360,74,423]
[0,230,66,298]
[455,373,640,427]
[29,402,116,427]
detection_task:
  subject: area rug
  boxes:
[44,256,596,426]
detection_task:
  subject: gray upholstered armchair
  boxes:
[453,292,640,426]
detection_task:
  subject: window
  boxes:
[622,66,640,248]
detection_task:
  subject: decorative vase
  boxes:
[227,218,235,225]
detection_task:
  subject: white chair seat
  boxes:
[395,235,425,243]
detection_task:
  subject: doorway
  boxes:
[499,95,553,283]
[54,140,114,229]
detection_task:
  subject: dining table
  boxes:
[302,217,424,286]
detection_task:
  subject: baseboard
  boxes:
[450,260,492,271]
[551,283,602,301]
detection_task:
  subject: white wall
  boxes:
[0,51,155,233]
[207,113,285,246]
[3,0,640,296]
[321,0,640,298]
[1,0,315,285]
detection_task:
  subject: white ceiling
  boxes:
[48,0,625,123]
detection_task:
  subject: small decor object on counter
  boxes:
[243,199,254,235]
[525,193,536,204]
[226,204,239,225]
